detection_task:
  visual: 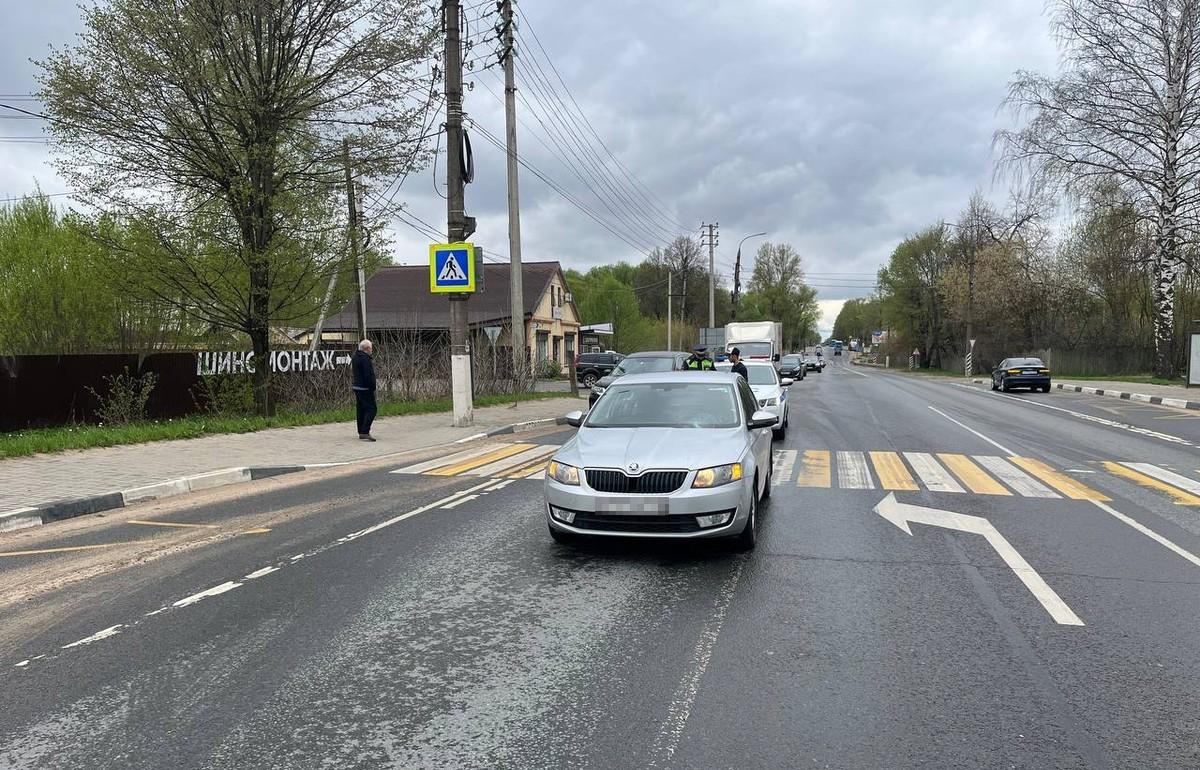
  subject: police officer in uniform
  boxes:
[683,344,716,371]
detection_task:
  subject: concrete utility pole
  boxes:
[667,271,673,350]
[701,222,719,327]
[343,139,367,342]
[444,0,473,426]
[500,0,524,379]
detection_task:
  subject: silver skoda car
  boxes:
[544,371,777,550]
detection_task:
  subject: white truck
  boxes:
[724,321,784,361]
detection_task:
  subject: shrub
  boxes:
[87,369,158,425]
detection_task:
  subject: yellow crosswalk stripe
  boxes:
[503,451,557,478]
[937,454,1011,496]
[426,443,536,476]
[1103,462,1200,506]
[1009,456,1110,501]
[796,449,831,488]
[869,451,917,491]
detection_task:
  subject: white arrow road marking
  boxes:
[874,493,1084,626]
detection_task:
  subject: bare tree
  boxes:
[998,0,1200,377]
[39,0,437,412]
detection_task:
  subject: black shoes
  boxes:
[359,434,377,442]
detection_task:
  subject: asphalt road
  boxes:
[3,356,1200,769]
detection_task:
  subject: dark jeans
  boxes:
[355,389,377,436]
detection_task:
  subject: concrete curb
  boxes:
[0,464,323,534]
[484,416,571,437]
[1054,382,1200,410]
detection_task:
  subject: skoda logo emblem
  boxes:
[628,462,639,472]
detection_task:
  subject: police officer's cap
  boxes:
[693,345,708,353]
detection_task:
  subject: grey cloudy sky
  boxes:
[0,0,1059,334]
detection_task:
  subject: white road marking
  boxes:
[468,446,556,477]
[837,451,874,489]
[647,558,746,767]
[61,624,125,649]
[454,432,489,444]
[526,469,546,480]
[484,479,517,491]
[391,444,501,474]
[243,566,280,580]
[842,365,870,378]
[973,456,1059,498]
[903,452,965,493]
[440,494,480,510]
[772,449,797,486]
[875,494,1083,626]
[927,405,1015,455]
[1122,463,1200,496]
[1091,500,1200,569]
[14,660,29,668]
[961,385,1198,448]
[144,607,168,617]
[172,581,242,608]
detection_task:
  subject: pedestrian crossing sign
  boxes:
[429,242,476,293]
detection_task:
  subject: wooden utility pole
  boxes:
[343,139,366,342]
[500,0,525,381]
[444,0,473,426]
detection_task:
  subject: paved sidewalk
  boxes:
[0,396,585,512]
[1053,379,1200,409]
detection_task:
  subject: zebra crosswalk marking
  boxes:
[772,449,797,486]
[1122,462,1200,497]
[1102,462,1200,506]
[904,453,965,493]
[426,443,536,476]
[468,446,554,477]
[1009,456,1110,501]
[973,456,1058,499]
[502,450,558,479]
[869,451,917,491]
[392,444,500,475]
[796,450,832,488]
[936,454,1010,495]
[837,451,874,490]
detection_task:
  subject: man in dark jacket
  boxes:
[728,348,749,380]
[352,339,377,441]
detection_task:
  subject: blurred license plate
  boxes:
[1023,370,1038,375]
[597,497,668,514]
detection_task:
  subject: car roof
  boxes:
[612,371,741,385]
[623,350,686,358]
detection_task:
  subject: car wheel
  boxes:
[729,488,757,552]
[582,373,598,388]
[773,424,785,441]
[990,379,998,391]
[1001,380,1011,393]
[549,524,579,546]
[1043,384,1052,393]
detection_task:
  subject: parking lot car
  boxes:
[545,372,776,550]
[588,350,690,407]
[576,352,623,388]
[991,357,1052,392]
[717,360,791,439]
[776,354,807,381]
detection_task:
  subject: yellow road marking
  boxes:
[937,454,1011,495]
[504,452,555,478]
[869,451,917,491]
[1102,462,1200,506]
[427,443,536,476]
[1010,456,1110,501]
[127,519,219,529]
[0,541,155,557]
[796,450,831,488]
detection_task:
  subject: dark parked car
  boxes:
[588,351,690,407]
[776,354,807,382]
[801,355,824,372]
[576,352,624,388]
[991,357,1051,392]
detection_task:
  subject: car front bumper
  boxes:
[544,475,751,539]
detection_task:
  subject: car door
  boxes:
[994,359,1008,387]
[736,378,770,493]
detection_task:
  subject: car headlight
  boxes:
[547,460,581,486]
[590,385,606,396]
[759,397,778,407]
[692,463,743,488]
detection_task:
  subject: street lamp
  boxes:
[731,232,767,320]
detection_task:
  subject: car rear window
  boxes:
[1012,358,1045,367]
[781,356,802,364]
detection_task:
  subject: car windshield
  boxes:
[733,342,773,358]
[586,382,741,428]
[613,356,676,376]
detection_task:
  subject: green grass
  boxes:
[0,390,578,460]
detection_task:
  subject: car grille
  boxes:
[585,469,687,494]
[569,511,702,533]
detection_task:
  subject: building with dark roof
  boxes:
[313,261,581,370]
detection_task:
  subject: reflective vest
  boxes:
[684,356,715,371]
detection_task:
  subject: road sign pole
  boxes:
[443,0,472,426]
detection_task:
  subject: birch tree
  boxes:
[39,0,437,413]
[998,0,1200,377]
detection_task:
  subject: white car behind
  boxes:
[717,361,791,440]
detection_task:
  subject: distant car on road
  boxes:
[991,357,1052,393]
[717,360,791,439]
[776,354,807,382]
[546,372,777,550]
[801,355,824,372]
[576,352,623,388]
[588,350,690,407]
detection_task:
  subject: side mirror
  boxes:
[748,410,778,430]
[565,410,585,428]
[781,378,794,387]
[772,353,780,362]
